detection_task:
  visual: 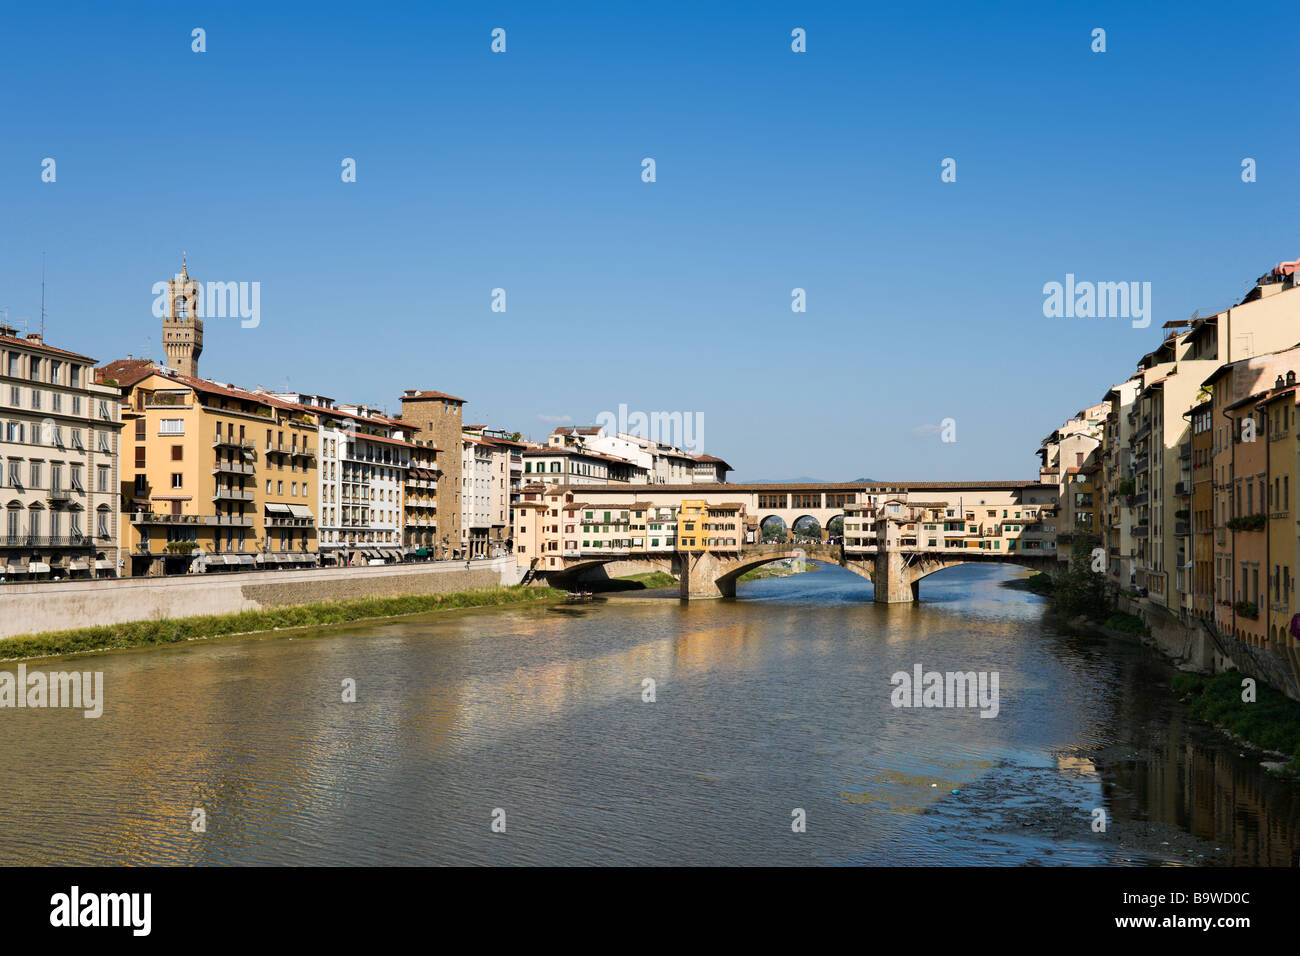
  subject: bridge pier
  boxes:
[874,549,917,604]
[679,551,734,599]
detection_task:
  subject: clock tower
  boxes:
[162,254,204,377]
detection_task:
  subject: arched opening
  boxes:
[825,514,844,544]
[760,515,788,543]
[791,515,822,544]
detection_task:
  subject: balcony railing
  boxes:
[15,535,91,547]
[213,488,255,502]
[131,512,255,527]
[213,460,256,476]
[213,438,257,452]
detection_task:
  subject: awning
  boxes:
[68,559,90,571]
[265,503,291,515]
[4,564,28,574]
[287,505,313,519]
[28,562,50,574]
[94,560,112,570]
[235,555,255,566]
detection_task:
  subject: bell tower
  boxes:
[162,253,204,377]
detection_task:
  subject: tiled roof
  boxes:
[401,389,466,404]
[1,333,96,363]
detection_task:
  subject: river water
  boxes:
[1,563,1297,866]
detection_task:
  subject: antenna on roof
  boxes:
[40,252,46,340]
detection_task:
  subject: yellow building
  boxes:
[1260,376,1299,645]
[676,500,709,551]
[99,361,318,575]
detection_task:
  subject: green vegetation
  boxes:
[1173,670,1300,769]
[0,586,563,662]
[1025,572,1054,596]
[1226,513,1266,532]
[1104,611,1149,637]
[738,561,818,582]
[1043,537,1113,619]
[615,571,677,589]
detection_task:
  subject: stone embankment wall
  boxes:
[1117,595,1300,701]
[0,557,525,639]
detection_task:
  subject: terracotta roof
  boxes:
[540,480,1050,494]
[692,454,733,468]
[0,333,96,363]
[524,446,642,468]
[401,389,466,404]
[96,358,158,388]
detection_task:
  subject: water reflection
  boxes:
[0,563,1295,865]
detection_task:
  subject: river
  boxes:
[1,563,1297,865]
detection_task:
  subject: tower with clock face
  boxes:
[162,254,204,377]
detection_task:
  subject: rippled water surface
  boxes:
[2,563,1297,865]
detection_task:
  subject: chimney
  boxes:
[0,324,16,338]
[1289,371,1297,387]
[25,332,42,344]
[1277,375,1285,389]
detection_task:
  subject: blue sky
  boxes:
[2,1,1297,480]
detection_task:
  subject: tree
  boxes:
[1051,535,1112,618]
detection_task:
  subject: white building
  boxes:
[265,392,415,565]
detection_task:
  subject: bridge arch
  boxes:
[759,515,789,542]
[791,514,823,541]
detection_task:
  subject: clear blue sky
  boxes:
[2,1,1297,480]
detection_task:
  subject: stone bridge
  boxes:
[543,543,1058,603]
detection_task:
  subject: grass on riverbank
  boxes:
[0,585,564,662]
[614,572,678,589]
[1103,612,1150,638]
[1172,669,1300,769]
[738,561,819,582]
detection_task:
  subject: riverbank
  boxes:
[1041,575,1300,775]
[0,585,563,662]
[1171,669,1300,773]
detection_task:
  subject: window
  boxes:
[97,466,109,493]
[171,445,183,461]
[172,473,183,489]
[160,419,184,435]
[135,447,145,468]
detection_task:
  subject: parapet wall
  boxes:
[0,558,523,639]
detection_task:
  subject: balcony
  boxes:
[265,516,314,528]
[267,442,315,459]
[131,512,255,528]
[213,460,256,476]
[1131,525,1149,538]
[213,488,255,503]
[1178,443,1191,460]
[213,437,257,453]
[18,535,91,547]
[47,487,73,502]
[1174,520,1189,536]
[1174,481,1189,496]
[1133,456,1149,474]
